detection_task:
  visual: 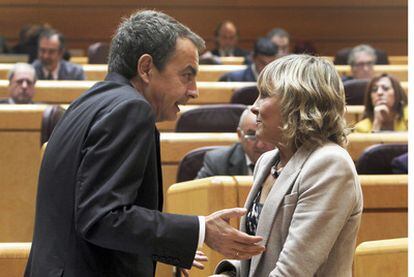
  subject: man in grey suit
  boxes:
[0,63,36,104]
[197,109,274,178]
[32,30,85,80]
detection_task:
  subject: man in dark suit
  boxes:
[197,109,274,178]
[25,10,264,277]
[220,37,278,82]
[0,63,36,104]
[32,29,85,80]
[211,20,249,59]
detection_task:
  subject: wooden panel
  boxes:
[0,132,41,242]
[0,243,31,277]
[0,1,407,55]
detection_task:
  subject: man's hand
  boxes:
[205,208,265,260]
[180,250,208,276]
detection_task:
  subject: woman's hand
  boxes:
[372,103,390,131]
[180,250,208,276]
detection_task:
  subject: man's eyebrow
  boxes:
[183,65,197,75]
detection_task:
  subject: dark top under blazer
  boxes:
[32,59,85,80]
[196,143,249,178]
[220,66,256,82]
[25,72,199,277]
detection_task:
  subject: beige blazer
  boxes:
[219,142,363,277]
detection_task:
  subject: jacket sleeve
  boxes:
[196,151,219,179]
[74,99,199,268]
[270,148,361,276]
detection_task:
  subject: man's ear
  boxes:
[137,54,153,84]
[237,127,243,140]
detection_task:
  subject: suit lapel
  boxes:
[229,143,248,175]
[249,145,315,276]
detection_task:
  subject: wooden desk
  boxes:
[0,63,407,81]
[0,80,408,106]
[166,174,407,277]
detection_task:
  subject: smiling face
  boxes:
[144,38,199,122]
[370,76,395,109]
[251,94,283,146]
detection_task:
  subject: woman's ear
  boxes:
[137,54,153,84]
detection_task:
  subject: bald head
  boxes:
[215,21,239,52]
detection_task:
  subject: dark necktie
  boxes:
[249,163,255,173]
[47,71,53,80]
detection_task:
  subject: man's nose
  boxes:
[21,80,28,89]
[187,82,198,99]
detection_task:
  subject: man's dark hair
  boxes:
[267,28,290,39]
[253,37,278,57]
[108,10,205,80]
[38,29,65,50]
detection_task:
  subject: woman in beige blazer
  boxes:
[215,54,363,277]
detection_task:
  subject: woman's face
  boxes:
[370,77,395,109]
[251,94,283,145]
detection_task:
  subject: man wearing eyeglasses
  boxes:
[197,109,274,178]
[343,44,377,81]
[0,63,37,104]
[32,30,85,80]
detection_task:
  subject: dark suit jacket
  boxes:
[32,59,85,80]
[25,72,199,277]
[211,47,249,58]
[220,65,256,82]
[196,143,249,178]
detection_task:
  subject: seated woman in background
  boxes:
[214,54,363,277]
[354,74,408,132]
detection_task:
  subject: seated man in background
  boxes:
[267,28,290,57]
[220,37,278,82]
[0,63,36,104]
[343,44,377,81]
[32,29,85,80]
[197,109,274,178]
[211,20,249,59]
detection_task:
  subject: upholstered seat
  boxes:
[344,79,369,105]
[176,146,226,182]
[41,105,65,146]
[356,143,408,174]
[230,85,258,105]
[175,104,246,132]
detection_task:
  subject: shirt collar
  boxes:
[42,62,60,80]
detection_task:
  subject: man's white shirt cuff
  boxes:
[197,216,205,248]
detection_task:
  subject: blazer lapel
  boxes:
[249,145,315,276]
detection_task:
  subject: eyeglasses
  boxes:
[352,61,374,69]
[240,130,257,141]
[13,78,35,86]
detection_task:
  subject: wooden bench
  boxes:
[0,64,409,81]
[353,238,407,277]
[159,132,408,188]
[0,80,408,106]
[0,105,47,242]
[0,243,31,277]
[0,106,407,241]
[166,174,407,277]
[0,80,256,105]
[66,55,410,66]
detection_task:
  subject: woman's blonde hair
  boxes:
[257,54,348,149]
